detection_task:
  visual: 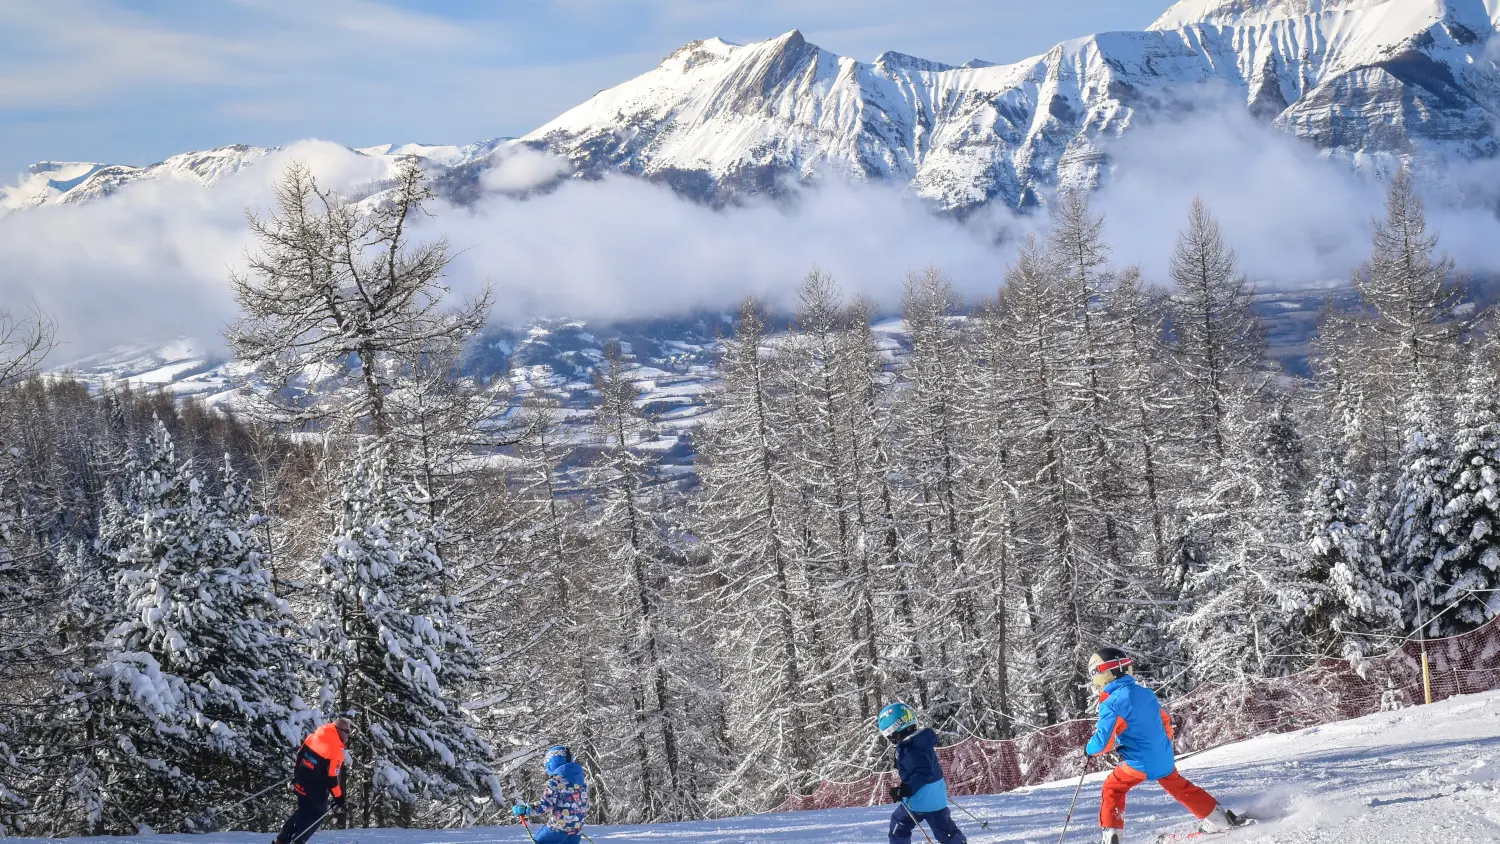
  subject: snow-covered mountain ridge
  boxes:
[0,141,506,214]
[5,0,1498,213]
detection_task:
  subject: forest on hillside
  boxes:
[1,159,1496,836]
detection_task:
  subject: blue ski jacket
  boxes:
[1085,675,1178,779]
[894,727,949,813]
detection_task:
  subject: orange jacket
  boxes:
[292,723,346,799]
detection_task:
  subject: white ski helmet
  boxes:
[1088,647,1135,691]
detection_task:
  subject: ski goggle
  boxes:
[1091,656,1132,677]
[878,711,916,740]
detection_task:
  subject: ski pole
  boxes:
[518,816,538,844]
[1056,770,1088,844]
[203,778,291,819]
[902,799,936,844]
[949,798,991,830]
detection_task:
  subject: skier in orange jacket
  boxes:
[274,718,352,844]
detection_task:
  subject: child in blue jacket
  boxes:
[878,702,967,844]
[1084,649,1244,844]
[513,745,590,844]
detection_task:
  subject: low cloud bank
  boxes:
[3,112,1500,362]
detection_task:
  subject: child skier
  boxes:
[512,745,590,843]
[1084,648,1245,844]
[878,702,967,844]
[273,717,352,844]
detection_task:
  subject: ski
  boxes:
[1155,818,1259,843]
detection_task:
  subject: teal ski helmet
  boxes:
[877,702,917,740]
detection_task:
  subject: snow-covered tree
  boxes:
[832,297,918,742]
[227,158,489,437]
[587,342,693,820]
[1174,396,1312,681]
[890,268,993,730]
[311,447,499,827]
[1383,394,1452,634]
[477,397,616,822]
[1352,169,1478,393]
[1429,368,1500,633]
[1296,474,1402,658]
[696,297,816,811]
[1166,198,1266,462]
[84,420,313,831]
[984,237,1102,718]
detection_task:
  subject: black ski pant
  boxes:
[278,794,329,844]
[889,804,966,844]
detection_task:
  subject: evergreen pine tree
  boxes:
[311,448,499,827]
[1173,397,1310,681]
[66,424,202,833]
[1297,473,1402,658]
[1383,394,1452,635]
[92,420,313,830]
[1429,367,1500,633]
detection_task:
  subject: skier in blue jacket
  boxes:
[513,745,590,844]
[878,702,967,844]
[1084,648,1244,844]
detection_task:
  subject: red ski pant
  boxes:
[1099,764,1217,829]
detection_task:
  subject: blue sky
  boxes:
[0,0,1169,177]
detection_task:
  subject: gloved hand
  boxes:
[512,804,530,818]
[888,784,911,801]
[332,794,346,814]
[1082,747,1094,763]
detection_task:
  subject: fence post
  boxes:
[1421,645,1433,705]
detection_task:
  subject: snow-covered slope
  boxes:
[13,689,1499,842]
[522,0,1500,209]
[6,0,1497,214]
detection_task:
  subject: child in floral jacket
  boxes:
[513,745,589,843]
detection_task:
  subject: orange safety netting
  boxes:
[774,614,1500,812]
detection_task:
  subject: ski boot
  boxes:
[1200,806,1247,833]
[1102,828,1123,844]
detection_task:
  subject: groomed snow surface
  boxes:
[19,691,1500,844]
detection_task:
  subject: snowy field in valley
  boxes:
[17,691,1500,844]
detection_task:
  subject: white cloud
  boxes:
[1090,104,1500,287]
[5,109,1500,366]
[479,147,573,193]
[436,170,1016,320]
[0,141,390,360]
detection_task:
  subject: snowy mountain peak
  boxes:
[873,51,957,74]
[660,37,741,72]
